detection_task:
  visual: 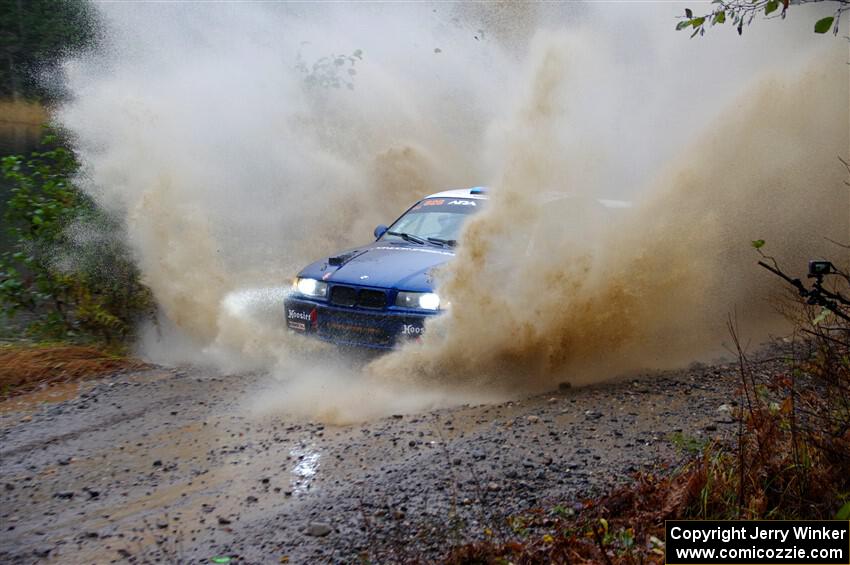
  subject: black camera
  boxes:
[808,260,834,277]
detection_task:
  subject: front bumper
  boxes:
[284,295,435,349]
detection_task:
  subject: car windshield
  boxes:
[382,197,482,244]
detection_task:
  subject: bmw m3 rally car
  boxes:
[284,187,487,349]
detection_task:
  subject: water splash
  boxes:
[55,2,848,419]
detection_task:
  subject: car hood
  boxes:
[299,241,455,292]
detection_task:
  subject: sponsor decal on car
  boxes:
[401,324,424,335]
[326,322,384,335]
[412,197,478,212]
[287,308,316,332]
[288,309,311,321]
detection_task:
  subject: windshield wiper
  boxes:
[387,230,426,245]
[426,237,457,248]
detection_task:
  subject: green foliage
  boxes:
[765,0,780,16]
[814,16,836,33]
[0,0,97,101]
[751,239,766,249]
[812,307,831,325]
[549,504,574,518]
[0,132,152,342]
[675,0,846,37]
[668,431,708,455]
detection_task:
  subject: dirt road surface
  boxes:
[0,360,747,563]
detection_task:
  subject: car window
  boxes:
[383,198,482,242]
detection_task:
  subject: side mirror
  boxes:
[374,224,388,239]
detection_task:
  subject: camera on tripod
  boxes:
[808,260,834,278]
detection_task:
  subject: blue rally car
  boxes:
[284,187,487,348]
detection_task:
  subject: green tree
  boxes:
[0,132,152,342]
[676,0,847,37]
[0,0,96,101]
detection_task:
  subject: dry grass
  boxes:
[446,341,850,563]
[447,408,849,564]
[0,343,146,400]
[0,99,48,125]
[0,99,48,153]
[445,254,850,564]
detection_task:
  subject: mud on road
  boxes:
[0,359,749,563]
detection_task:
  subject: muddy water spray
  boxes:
[56,3,848,419]
[372,39,849,391]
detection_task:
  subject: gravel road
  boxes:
[0,359,748,563]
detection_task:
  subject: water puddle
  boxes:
[289,444,320,494]
[0,381,92,415]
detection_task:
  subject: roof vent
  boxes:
[469,187,488,195]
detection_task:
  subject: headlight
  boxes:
[395,291,440,311]
[293,277,328,299]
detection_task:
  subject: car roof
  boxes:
[422,187,632,209]
[424,187,489,200]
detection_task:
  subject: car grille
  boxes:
[330,285,358,307]
[358,289,387,309]
[330,285,388,309]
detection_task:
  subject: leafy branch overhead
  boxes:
[676,0,847,37]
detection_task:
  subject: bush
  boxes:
[0,132,152,343]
